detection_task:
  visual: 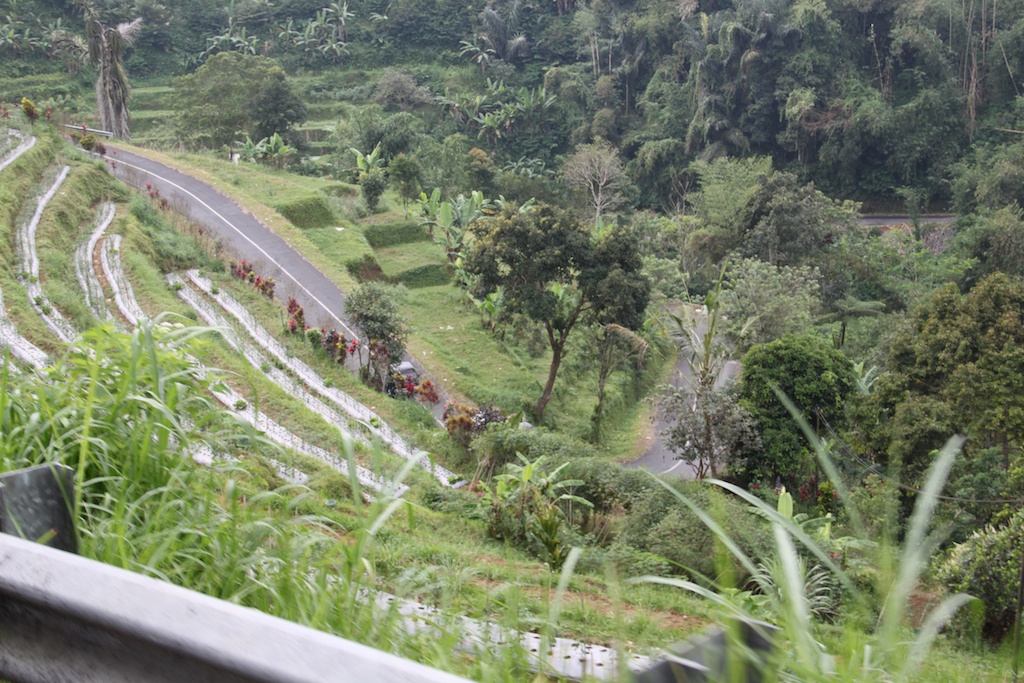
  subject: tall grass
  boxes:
[639,395,976,682]
[0,318,539,681]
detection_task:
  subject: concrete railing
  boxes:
[0,532,472,683]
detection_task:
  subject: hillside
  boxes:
[4,0,1024,680]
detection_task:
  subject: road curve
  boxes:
[101,146,450,423]
[104,147,357,336]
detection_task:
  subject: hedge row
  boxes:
[363,220,429,248]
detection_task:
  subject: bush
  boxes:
[360,168,388,212]
[577,543,672,578]
[618,482,770,581]
[472,423,597,476]
[937,508,1024,640]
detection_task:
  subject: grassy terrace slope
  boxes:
[113,145,665,456]
[0,126,717,673]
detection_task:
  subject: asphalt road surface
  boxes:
[101,146,449,422]
[623,311,741,478]
[104,147,358,336]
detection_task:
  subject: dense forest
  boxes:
[5,0,1024,679]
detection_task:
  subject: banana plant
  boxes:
[350,142,384,174]
[264,133,296,169]
[235,135,268,162]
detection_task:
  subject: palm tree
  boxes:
[476,0,528,65]
[820,296,885,349]
[77,0,141,140]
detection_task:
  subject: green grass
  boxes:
[2,105,1017,683]
[375,242,442,272]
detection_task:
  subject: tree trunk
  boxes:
[534,326,566,421]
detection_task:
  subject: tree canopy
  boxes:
[173,53,305,148]
[464,203,649,420]
[739,334,856,483]
[860,273,1024,484]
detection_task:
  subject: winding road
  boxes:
[102,148,953,476]
[105,147,358,336]
[102,146,451,422]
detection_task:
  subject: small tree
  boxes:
[464,204,649,420]
[345,282,408,391]
[664,383,761,479]
[360,167,387,212]
[388,154,421,212]
[739,334,855,483]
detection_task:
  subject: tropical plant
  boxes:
[641,431,973,682]
[480,453,592,570]
[76,0,142,139]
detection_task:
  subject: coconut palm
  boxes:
[77,0,141,140]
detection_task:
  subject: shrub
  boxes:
[20,97,37,122]
[360,168,388,212]
[618,482,770,581]
[473,424,597,475]
[937,508,1024,640]
[577,543,672,578]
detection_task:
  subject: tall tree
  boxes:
[562,139,628,225]
[77,0,141,139]
[740,334,855,483]
[464,204,649,421]
[863,273,1024,483]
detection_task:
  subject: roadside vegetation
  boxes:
[4,0,1024,678]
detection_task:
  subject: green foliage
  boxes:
[345,281,408,388]
[363,220,429,248]
[955,206,1024,286]
[739,335,855,484]
[473,423,598,481]
[359,167,387,212]
[272,193,336,229]
[392,264,450,288]
[480,454,592,570]
[646,436,973,681]
[690,156,772,232]
[664,382,761,479]
[939,507,1024,640]
[386,154,422,210]
[129,196,210,271]
[864,273,1024,486]
[252,74,308,142]
[736,171,858,268]
[345,253,386,282]
[719,258,822,353]
[174,53,304,148]
[619,482,770,581]
[464,204,650,419]
[371,68,431,110]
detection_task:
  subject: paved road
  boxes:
[623,311,741,477]
[856,214,955,226]
[102,146,449,422]
[105,147,358,336]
